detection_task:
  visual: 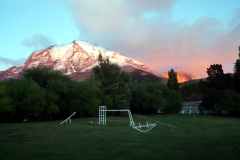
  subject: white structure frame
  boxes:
[99,106,157,132]
[60,112,76,124]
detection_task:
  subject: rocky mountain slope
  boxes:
[162,71,196,83]
[0,40,165,82]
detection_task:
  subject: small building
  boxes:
[180,101,201,114]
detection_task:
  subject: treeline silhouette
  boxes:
[0,55,181,122]
[181,46,240,116]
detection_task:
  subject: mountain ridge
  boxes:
[0,40,196,83]
[0,40,165,82]
[162,71,196,83]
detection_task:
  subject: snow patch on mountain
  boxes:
[0,40,161,81]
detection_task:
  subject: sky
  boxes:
[1,0,240,78]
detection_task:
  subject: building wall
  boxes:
[180,101,201,114]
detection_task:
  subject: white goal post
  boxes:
[99,106,135,127]
[99,106,157,132]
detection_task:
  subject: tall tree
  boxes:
[207,64,224,78]
[92,54,131,109]
[167,68,179,92]
[200,64,232,112]
[232,46,240,92]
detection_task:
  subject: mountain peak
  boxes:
[0,40,162,82]
[162,71,196,83]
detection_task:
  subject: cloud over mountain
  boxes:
[22,33,56,51]
[0,56,25,67]
[62,0,240,78]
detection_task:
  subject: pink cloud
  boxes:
[63,1,240,79]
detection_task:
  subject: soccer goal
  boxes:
[99,106,157,132]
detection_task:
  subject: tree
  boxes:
[180,82,202,101]
[232,46,240,92]
[215,89,240,115]
[92,54,131,109]
[207,64,224,78]
[79,79,101,117]
[41,90,59,120]
[6,78,46,121]
[130,82,166,114]
[232,59,240,92]
[21,66,71,88]
[167,69,179,92]
[21,67,72,120]
[200,64,232,112]
[162,89,182,113]
[130,82,181,114]
[0,85,13,122]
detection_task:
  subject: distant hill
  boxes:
[179,79,206,101]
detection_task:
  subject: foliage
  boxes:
[180,82,202,101]
[232,59,240,92]
[200,64,235,114]
[21,67,74,120]
[130,82,165,114]
[200,64,231,112]
[0,67,106,122]
[162,88,182,113]
[92,54,131,109]
[207,64,224,78]
[21,66,71,88]
[215,89,240,115]
[167,68,180,92]
[130,82,181,114]
[69,79,101,118]
[0,85,13,122]
[0,58,190,122]
[39,74,101,118]
[4,78,46,121]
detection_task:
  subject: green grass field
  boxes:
[1,114,240,160]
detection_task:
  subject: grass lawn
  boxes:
[0,114,240,160]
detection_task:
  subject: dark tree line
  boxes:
[0,67,103,122]
[92,54,131,109]
[0,54,182,122]
[199,46,240,115]
[130,82,181,114]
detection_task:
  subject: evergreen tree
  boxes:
[92,54,131,109]
[167,68,179,92]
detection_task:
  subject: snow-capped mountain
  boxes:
[0,40,163,82]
